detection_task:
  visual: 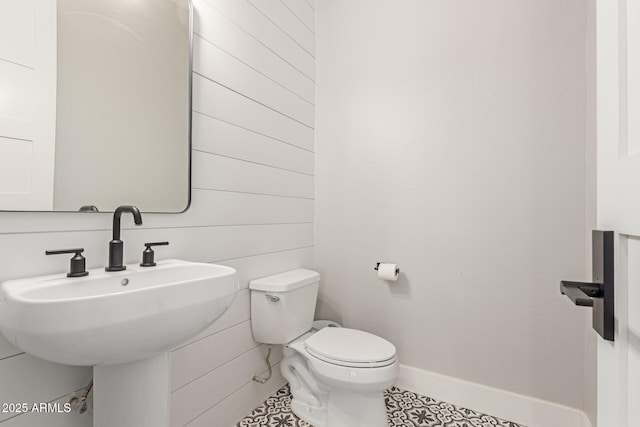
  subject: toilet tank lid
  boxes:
[249,269,320,292]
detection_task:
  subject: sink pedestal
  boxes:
[94,353,170,427]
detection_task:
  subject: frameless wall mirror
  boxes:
[0,0,192,212]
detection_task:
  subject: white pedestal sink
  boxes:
[0,259,238,427]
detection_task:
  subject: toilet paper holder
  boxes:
[374,262,399,275]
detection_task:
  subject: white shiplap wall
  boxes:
[0,0,315,426]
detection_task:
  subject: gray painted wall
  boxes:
[315,0,591,411]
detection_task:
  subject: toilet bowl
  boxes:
[249,269,399,427]
[282,328,398,427]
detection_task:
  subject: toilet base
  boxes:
[290,388,388,427]
[290,396,327,427]
[281,350,392,427]
[325,390,388,427]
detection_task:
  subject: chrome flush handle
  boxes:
[265,294,280,303]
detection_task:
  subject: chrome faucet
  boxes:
[106,205,143,271]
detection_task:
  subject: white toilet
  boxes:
[249,269,398,427]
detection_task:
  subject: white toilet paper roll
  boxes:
[377,263,399,281]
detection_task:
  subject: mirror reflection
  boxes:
[0,0,191,212]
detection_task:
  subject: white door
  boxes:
[0,0,56,211]
[596,0,640,425]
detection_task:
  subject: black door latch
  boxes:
[560,230,614,342]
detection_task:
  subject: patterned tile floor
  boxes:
[237,384,525,427]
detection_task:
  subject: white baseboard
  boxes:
[396,365,592,427]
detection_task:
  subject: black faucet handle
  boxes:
[46,248,89,278]
[140,242,169,267]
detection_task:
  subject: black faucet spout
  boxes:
[111,205,143,240]
[106,205,143,271]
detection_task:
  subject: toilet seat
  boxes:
[304,328,397,368]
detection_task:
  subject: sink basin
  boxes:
[0,259,238,366]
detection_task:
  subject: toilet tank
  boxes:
[249,269,319,344]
